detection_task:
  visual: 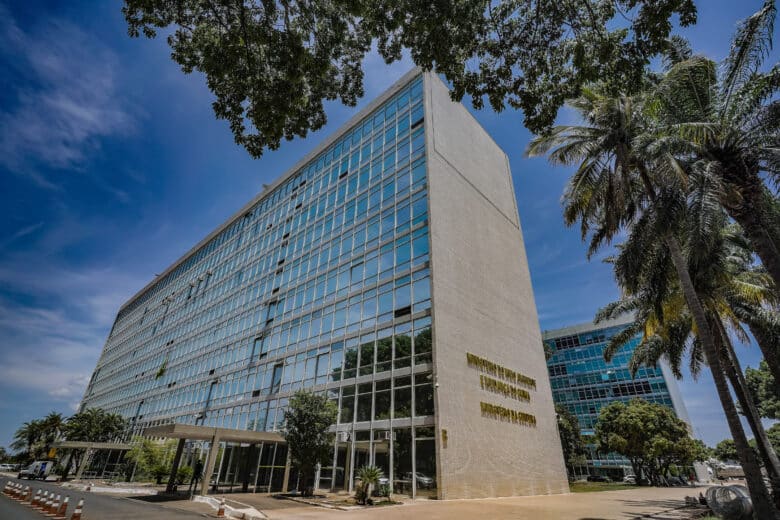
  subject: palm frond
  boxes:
[722,0,777,110]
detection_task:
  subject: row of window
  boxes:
[115,77,423,323]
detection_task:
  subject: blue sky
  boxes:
[0,1,775,449]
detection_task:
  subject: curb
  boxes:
[192,495,267,519]
[281,495,363,511]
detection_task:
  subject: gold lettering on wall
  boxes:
[480,374,531,402]
[468,352,537,427]
[466,352,536,389]
[480,402,537,426]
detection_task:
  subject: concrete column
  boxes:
[200,435,221,496]
[166,439,186,493]
[281,448,292,493]
[75,448,92,480]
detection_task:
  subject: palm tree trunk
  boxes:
[666,238,777,519]
[636,166,778,518]
[718,320,780,509]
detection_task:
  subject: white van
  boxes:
[18,461,53,480]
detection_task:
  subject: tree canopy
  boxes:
[746,361,780,420]
[595,399,706,485]
[122,0,696,157]
[283,390,338,496]
[555,404,586,480]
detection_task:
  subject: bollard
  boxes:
[69,498,83,520]
[54,495,69,520]
[216,498,226,517]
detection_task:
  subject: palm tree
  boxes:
[598,216,780,505]
[650,0,780,291]
[11,420,43,460]
[526,77,778,519]
[355,465,383,504]
[40,412,65,456]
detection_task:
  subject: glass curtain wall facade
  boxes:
[543,317,689,479]
[81,74,437,496]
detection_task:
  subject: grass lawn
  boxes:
[570,481,642,493]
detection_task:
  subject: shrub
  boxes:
[177,465,193,485]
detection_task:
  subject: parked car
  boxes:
[622,475,637,484]
[403,472,436,488]
[18,461,53,480]
[586,475,611,483]
[0,463,17,472]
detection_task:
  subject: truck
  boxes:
[17,461,53,480]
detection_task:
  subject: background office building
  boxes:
[543,316,691,479]
[80,69,568,499]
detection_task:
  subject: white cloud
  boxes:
[0,7,134,187]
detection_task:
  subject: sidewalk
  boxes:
[222,486,707,520]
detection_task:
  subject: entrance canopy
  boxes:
[144,423,285,444]
[53,441,133,450]
[143,423,286,495]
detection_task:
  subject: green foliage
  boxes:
[355,465,383,505]
[122,0,696,158]
[177,465,194,485]
[125,437,179,483]
[155,357,168,379]
[768,423,780,454]
[595,399,704,485]
[11,412,66,462]
[63,408,128,442]
[282,390,338,496]
[714,439,739,462]
[555,405,586,481]
[746,361,780,420]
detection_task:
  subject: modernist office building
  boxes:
[80,69,568,499]
[543,315,691,478]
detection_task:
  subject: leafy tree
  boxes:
[769,424,780,454]
[125,436,180,483]
[594,399,703,486]
[555,405,586,481]
[283,390,338,496]
[746,361,780,420]
[122,0,696,158]
[714,439,739,462]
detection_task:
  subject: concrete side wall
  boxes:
[424,72,569,499]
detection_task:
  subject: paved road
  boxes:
[0,476,211,520]
[0,490,46,520]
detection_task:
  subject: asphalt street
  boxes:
[0,475,210,520]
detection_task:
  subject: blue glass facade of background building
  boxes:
[543,318,688,477]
